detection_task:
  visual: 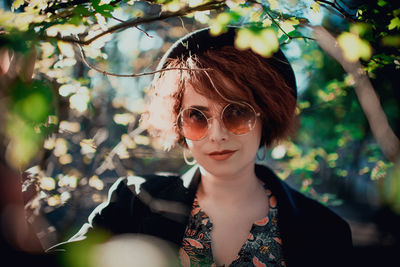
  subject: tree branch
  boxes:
[41,1,225,45]
[313,26,400,163]
[315,0,357,22]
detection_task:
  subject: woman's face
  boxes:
[181,83,262,178]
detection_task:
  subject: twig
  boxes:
[111,15,126,23]
[262,7,315,43]
[135,26,153,38]
[77,44,210,77]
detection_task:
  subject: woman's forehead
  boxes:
[181,84,211,106]
[181,83,225,110]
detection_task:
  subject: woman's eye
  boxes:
[232,108,243,116]
[189,110,204,121]
[229,106,245,117]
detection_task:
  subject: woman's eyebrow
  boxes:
[189,105,210,112]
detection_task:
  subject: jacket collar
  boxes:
[181,163,300,219]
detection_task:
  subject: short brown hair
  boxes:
[140,46,297,150]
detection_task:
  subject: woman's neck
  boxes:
[197,163,262,205]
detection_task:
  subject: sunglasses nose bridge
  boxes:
[206,115,230,141]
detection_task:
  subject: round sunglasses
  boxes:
[177,102,260,141]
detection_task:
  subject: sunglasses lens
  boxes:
[222,103,256,135]
[179,108,208,140]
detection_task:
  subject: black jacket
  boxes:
[50,164,353,267]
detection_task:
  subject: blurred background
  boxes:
[1,0,399,266]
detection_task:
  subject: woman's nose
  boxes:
[207,117,229,142]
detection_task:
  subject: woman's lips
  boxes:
[208,150,236,161]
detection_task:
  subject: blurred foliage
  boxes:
[0,0,399,244]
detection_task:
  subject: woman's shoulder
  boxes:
[108,171,183,199]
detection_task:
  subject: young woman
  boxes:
[50,27,353,267]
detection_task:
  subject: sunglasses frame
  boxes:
[177,101,261,141]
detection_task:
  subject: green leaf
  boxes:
[91,0,115,17]
[11,80,54,124]
[377,0,387,7]
[73,5,93,17]
[381,35,400,47]
[388,17,400,30]
[69,15,83,26]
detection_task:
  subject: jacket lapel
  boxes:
[255,164,304,266]
[137,167,200,246]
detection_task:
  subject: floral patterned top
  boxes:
[179,186,286,267]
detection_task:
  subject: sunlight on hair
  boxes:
[89,234,179,267]
[141,70,181,150]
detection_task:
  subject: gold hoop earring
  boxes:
[257,145,267,161]
[183,149,196,165]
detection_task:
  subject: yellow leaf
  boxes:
[57,42,75,58]
[311,3,320,13]
[350,23,369,36]
[234,28,253,50]
[54,138,68,157]
[254,29,279,57]
[100,0,112,4]
[209,13,231,36]
[89,175,104,190]
[59,154,72,165]
[113,113,136,126]
[337,32,371,62]
[27,0,48,11]
[0,10,16,28]
[40,177,56,191]
[162,2,183,12]
[235,28,278,57]
[210,23,224,36]
[358,39,372,60]
[262,18,272,27]
[217,12,231,24]
[278,20,296,37]
[249,9,262,22]
[121,134,136,149]
[134,135,150,145]
[388,17,400,30]
[47,195,61,206]
[189,0,203,7]
[268,0,279,9]
[194,11,210,24]
[80,139,97,154]
[11,0,24,11]
[69,87,90,112]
